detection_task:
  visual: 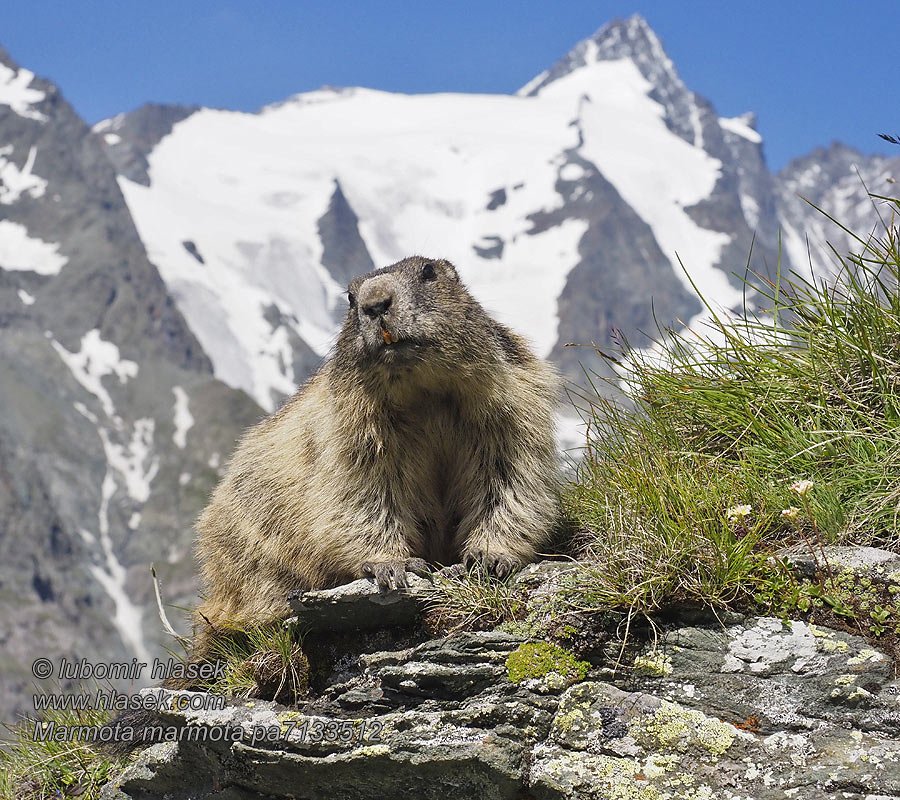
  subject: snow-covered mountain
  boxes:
[100,15,788,411]
[98,15,898,413]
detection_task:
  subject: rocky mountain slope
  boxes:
[0,46,261,723]
[777,142,900,276]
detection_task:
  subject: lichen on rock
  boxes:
[628,699,737,756]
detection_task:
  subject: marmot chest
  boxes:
[391,400,470,487]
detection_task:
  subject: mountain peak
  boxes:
[593,14,665,60]
[519,14,682,99]
[0,45,50,124]
[0,43,17,69]
[519,16,716,152]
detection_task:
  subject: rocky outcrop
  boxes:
[101,557,900,800]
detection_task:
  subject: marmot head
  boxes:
[335,256,494,380]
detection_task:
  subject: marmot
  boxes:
[193,255,560,648]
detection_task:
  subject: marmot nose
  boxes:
[361,292,393,320]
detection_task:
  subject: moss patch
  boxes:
[506,642,589,684]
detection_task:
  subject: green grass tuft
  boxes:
[564,196,900,617]
[0,706,126,800]
[422,564,524,632]
[198,622,309,704]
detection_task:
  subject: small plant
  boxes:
[422,564,523,632]
[199,622,309,704]
[785,479,835,583]
[869,604,893,636]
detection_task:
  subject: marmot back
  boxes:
[194,256,560,646]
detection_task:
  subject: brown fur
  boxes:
[192,256,560,648]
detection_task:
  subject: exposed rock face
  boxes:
[0,46,261,723]
[775,142,900,279]
[539,150,702,383]
[0,46,207,368]
[316,178,376,290]
[92,103,199,187]
[287,574,434,632]
[101,558,900,800]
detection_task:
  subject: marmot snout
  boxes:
[342,257,477,373]
[193,255,560,649]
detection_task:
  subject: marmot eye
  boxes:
[421,262,436,281]
[347,292,356,308]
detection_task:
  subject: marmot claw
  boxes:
[403,557,433,578]
[361,559,430,590]
[462,550,520,581]
[437,562,467,580]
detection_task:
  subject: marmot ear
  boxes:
[442,261,460,282]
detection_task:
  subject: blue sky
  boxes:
[3,1,897,170]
